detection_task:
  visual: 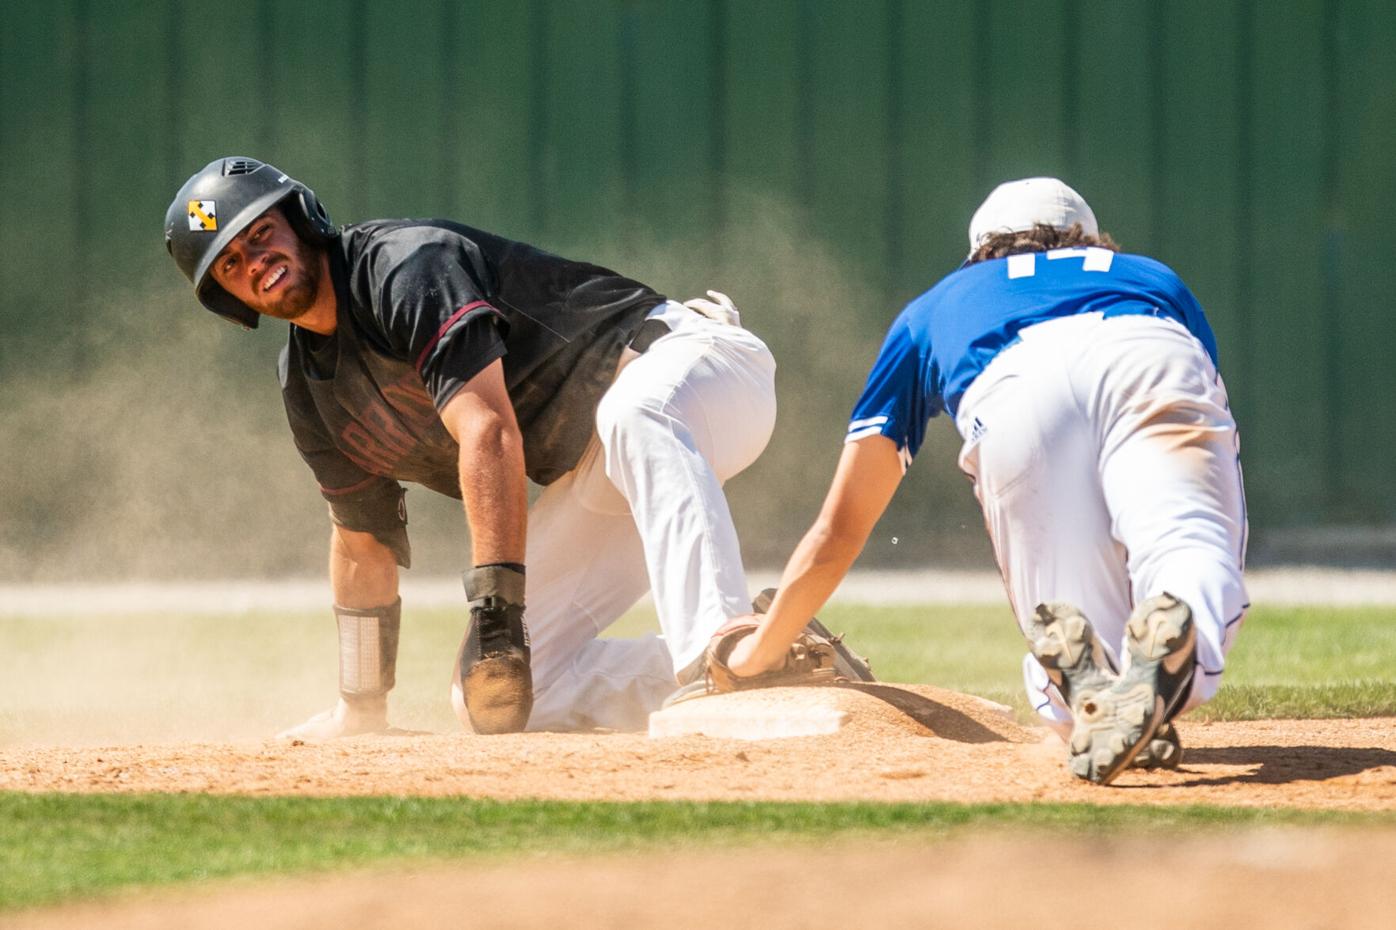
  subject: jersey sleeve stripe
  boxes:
[845,425,889,442]
[847,414,890,431]
[843,421,887,441]
[414,299,498,373]
[843,427,914,472]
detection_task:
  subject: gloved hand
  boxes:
[452,564,533,734]
[703,623,840,693]
[682,289,741,327]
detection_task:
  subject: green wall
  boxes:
[2,0,1394,578]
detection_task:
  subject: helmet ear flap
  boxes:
[196,278,261,329]
[292,188,336,241]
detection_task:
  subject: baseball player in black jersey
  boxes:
[165,157,777,737]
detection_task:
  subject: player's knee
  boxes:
[1138,557,1247,645]
[596,392,667,450]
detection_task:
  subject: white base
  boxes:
[647,691,849,740]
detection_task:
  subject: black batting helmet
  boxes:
[164,156,336,329]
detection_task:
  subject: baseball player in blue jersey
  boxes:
[714,178,1248,785]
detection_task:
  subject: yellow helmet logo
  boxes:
[187,200,218,232]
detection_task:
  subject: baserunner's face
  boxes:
[209,207,323,322]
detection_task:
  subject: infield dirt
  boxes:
[6,683,1395,928]
[5,684,1394,809]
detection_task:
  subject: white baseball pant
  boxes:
[955,311,1249,737]
[519,299,777,731]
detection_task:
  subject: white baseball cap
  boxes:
[967,177,1098,257]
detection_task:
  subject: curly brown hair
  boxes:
[968,223,1119,264]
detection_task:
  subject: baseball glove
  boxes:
[704,623,841,693]
[752,588,876,683]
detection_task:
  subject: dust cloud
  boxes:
[0,601,480,746]
[0,194,990,585]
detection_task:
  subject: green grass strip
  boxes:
[5,792,1395,911]
[1197,682,1396,720]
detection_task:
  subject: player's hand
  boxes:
[682,290,741,326]
[277,696,390,740]
[712,613,784,677]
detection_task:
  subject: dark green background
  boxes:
[2,0,1393,579]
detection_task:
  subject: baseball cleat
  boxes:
[1066,593,1197,785]
[453,607,533,735]
[752,588,877,683]
[1131,721,1183,770]
[1027,602,1117,710]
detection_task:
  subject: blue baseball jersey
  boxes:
[846,249,1219,467]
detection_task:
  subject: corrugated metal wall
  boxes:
[2,1,1394,574]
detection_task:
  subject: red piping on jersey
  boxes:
[320,476,380,496]
[415,300,497,373]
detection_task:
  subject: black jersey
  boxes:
[279,220,664,504]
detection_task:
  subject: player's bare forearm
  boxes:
[329,525,400,607]
[731,436,904,674]
[737,527,862,668]
[454,415,528,563]
[439,360,528,565]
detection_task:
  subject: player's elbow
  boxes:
[438,364,522,455]
[454,407,523,464]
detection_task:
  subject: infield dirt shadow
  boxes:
[1165,745,1396,788]
[834,682,1009,743]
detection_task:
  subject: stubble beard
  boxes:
[259,240,324,322]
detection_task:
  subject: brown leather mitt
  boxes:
[704,623,842,693]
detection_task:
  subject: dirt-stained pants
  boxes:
[955,312,1249,737]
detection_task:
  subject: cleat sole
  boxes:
[462,656,533,735]
[1069,595,1196,785]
